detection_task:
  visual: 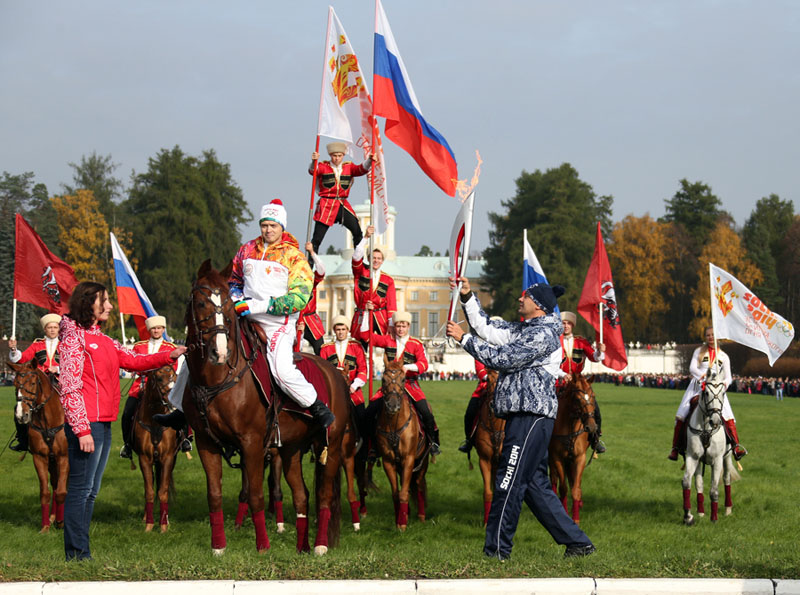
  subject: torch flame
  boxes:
[454,150,482,202]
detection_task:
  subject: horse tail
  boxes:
[314,453,342,547]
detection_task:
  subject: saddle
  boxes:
[240,320,330,418]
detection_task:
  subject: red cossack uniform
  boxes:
[351,262,396,337]
[471,360,489,399]
[309,160,370,227]
[560,334,601,375]
[296,270,326,348]
[127,339,178,399]
[58,317,174,438]
[364,333,428,403]
[320,339,368,406]
[14,338,59,370]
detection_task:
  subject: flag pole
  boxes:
[11,298,17,340]
[120,312,127,345]
[366,0,380,400]
[307,8,333,249]
[709,262,719,367]
[599,303,604,345]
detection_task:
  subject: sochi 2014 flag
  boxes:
[14,213,78,314]
[523,229,559,316]
[448,191,474,321]
[709,263,794,366]
[577,222,627,371]
[318,6,389,233]
[110,232,160,340]
[374,0,457,196]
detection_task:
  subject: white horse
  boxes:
[681,362,739,525]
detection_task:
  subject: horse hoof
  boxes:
[39,525,50,534]
[353,522,360,532]
[397,524,407,531]
[725,507,732,516]
[54,521,64,529]
[145,523,154,532]
[160,524,169,534]
[698,512,705,517]
[683,516,695,526]
[212,548,226,557]
[314,545,328,556]
[276,522,285,534]
[418,516,426,523]
[49,514,56,524]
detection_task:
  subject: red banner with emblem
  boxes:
[14,213,78,314]
[577,222,627,371]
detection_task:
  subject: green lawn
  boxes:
[1,381,798,581]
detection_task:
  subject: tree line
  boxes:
[2,153,796,347]
[483,164,798,345]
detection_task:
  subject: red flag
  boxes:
[577,222,627,371]
[14,214,78,314]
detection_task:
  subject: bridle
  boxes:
[188,283,235,365]
[15,369,54,418]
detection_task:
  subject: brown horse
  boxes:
[131,365,179,533]
[374,356,429,530]
[184,260,347,555]
[473,369,504,525]
[338,362,368,531]
[9,360,68,533]
[548,373,598,524]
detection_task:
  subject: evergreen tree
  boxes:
[483,163,613,319]
[63,152,124,226]
[119,146,252,326]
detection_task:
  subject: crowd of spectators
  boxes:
[592,373,800,397]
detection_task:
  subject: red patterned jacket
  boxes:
[296,270,326,348]
[309,160,370,227]
[127,339,178,398]
[470,360,489,399]
[359,332,428,403]
[350,260,396,337]
[560,334,601,375]
[320,339,368,406]
[14,338,59,370]
[58,317,174,437]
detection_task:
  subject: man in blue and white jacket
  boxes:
[447,276,595,560]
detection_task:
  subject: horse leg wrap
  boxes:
[696,493,705,514]
[724,485,732,508]
[274,501,284,524]
[350,500,360,524]
[41,502,51,528]
[571,499,582,522]
[160,502,169,527]
[359,495,367,516]
[397,502,409,527]
[711,501,719,521]
[210,510,226,550]
[483,501,491,525]
[314,508,331,548]
[295,515,310,553]
[416,490,426,519]
[235,502,249,527]
[683,488,691,511]
[560,495,568,512]
[252,510,270,551]
[145,501,155,525]
[56,502,64,524]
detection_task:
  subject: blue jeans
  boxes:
[64,422,112,561]
[484,413,592,559]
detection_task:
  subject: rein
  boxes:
[15,370,64,450]
[552,383,597,460]
[376,369,417,465]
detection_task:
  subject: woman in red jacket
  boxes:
[58,282,185,562]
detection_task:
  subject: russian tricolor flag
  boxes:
[374,0,458,196]
[523,229,559,315]
[110,232,160,340]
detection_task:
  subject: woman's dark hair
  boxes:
[67,281,107,329]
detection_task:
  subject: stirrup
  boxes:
[667,447,679,461]
[457,439,472,454]
[9,441,26,453]
[180,438,193,453]
[119,444,132,459]
[430,442,442,456]
[733,444,748,460]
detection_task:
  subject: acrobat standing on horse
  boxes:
[669,326,747,462]
[558,311,606,453]
[351,225,396,345]
[8,313,61,452]
[157,199,335,430]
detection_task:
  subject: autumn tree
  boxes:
[119,146,251,326]
[607,215,671,342]
[483,163,613,319]
[689,220,763,339]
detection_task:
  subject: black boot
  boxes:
[308,399,335,428]
[458,439,472,454]
[153,409,187,430]
[10,421,29,452]
[119,396,137,458]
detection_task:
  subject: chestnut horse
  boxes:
[473,369,504,525]
[184,260,346,555]
[548,373,598,524]
[374,356,429,530]
[131,365,179,533]
[9,360,68,533]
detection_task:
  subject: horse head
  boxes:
[381,354,406,415]
[144,365,178,410]
[566,373,598,436]
[187,259,236,366]
[484,368,499,399]
[9,360,48,425]
[701,364,726,427]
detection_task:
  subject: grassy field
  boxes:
[1,380,798,581]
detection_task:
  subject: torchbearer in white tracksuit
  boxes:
[155,199,335,430]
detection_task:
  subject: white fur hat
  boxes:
[260,199,287,229]
[40,313,61,329]
[145,315,167,331]
[331,315,350,330]
[326,142,347,155]
[561,311,577,325]
[392,311,412,325]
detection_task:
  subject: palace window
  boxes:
[410,291,419,301]
[429,291,438,302]
[410,312,420,337]
[428,312,439,337]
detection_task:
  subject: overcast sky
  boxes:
[2,1,798,256]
